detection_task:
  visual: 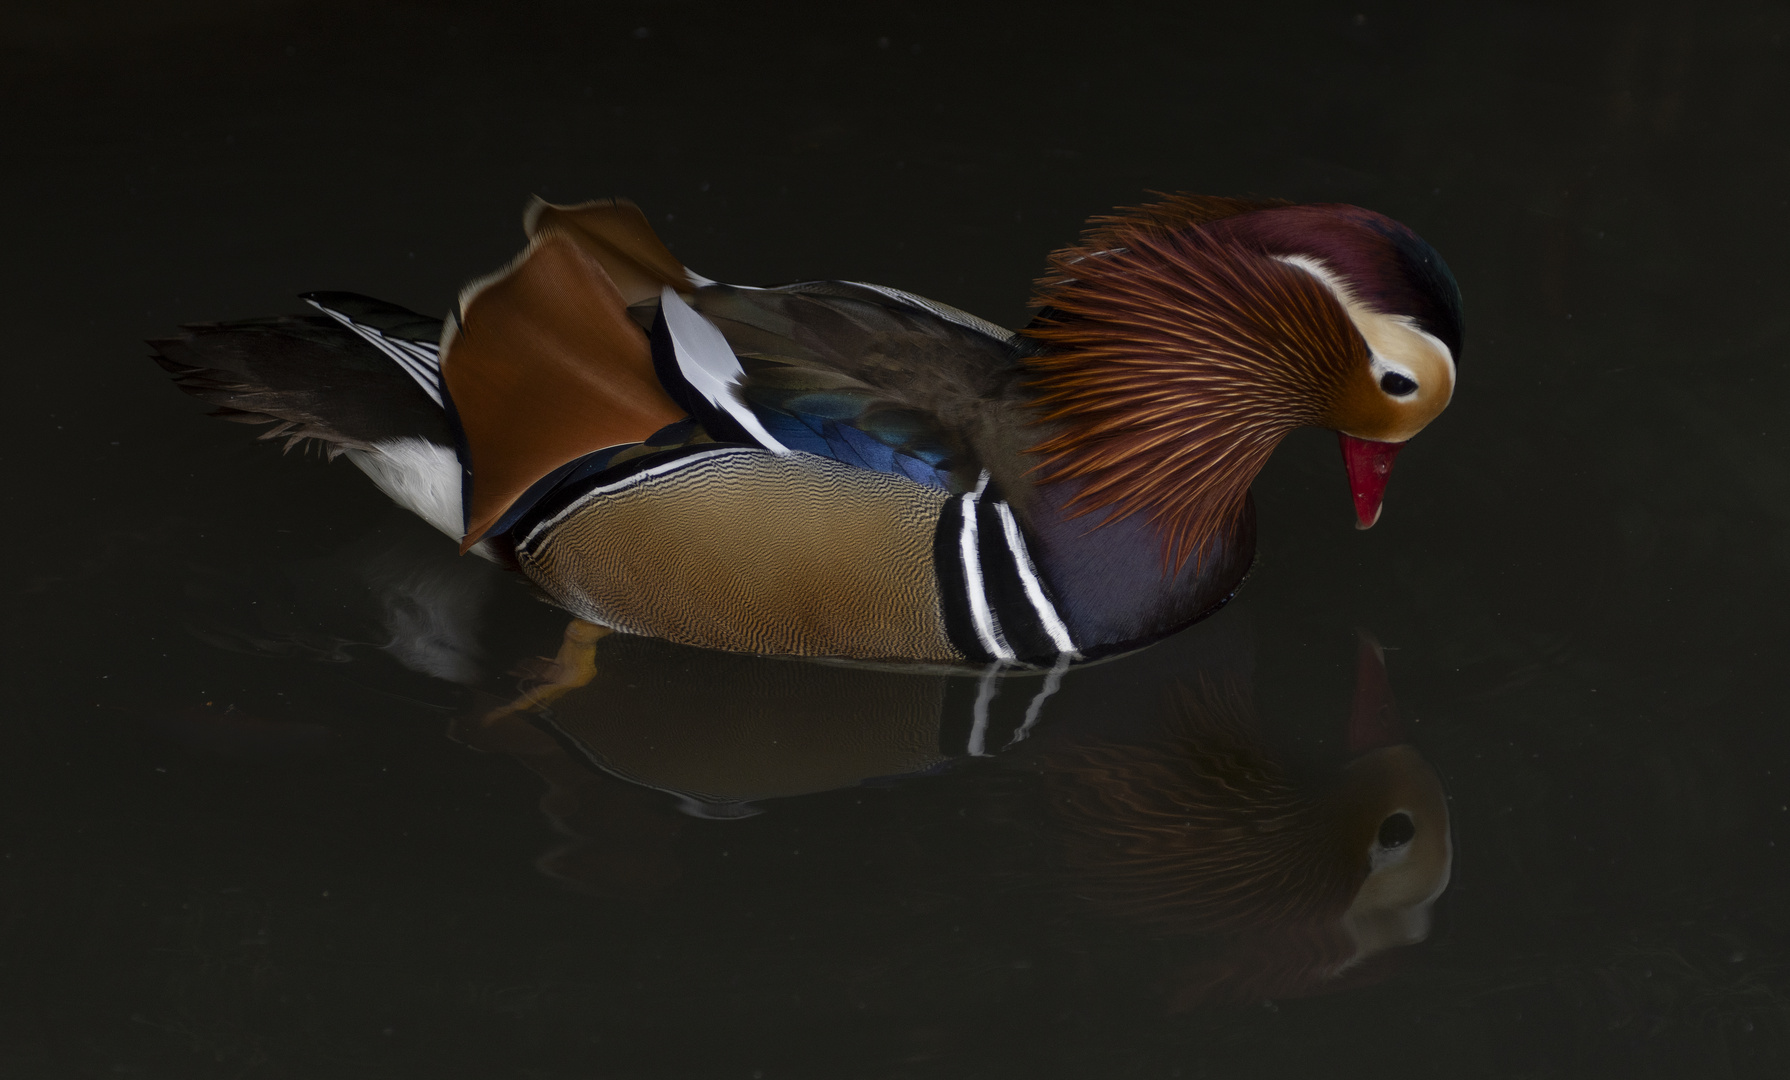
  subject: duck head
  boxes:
[1022,195,1463,559]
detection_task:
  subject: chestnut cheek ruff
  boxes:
[1023,227,1367,569]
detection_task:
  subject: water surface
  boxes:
[3,2,1788,1076]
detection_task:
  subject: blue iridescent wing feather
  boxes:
[691,282,1020,493]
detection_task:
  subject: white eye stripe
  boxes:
[1272,253,1457,389]
[1380,316,1457,381]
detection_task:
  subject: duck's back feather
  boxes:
[686,282,1028,492]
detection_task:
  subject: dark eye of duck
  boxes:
[1376,812,1415,849]
[1380,371,1418,397]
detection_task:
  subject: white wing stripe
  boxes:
[659,286,790,453]
[306,299,444,406]
[845,281,1017,344]
[369,334,439,386]
[390,336,441,374]
[384,348,438,395]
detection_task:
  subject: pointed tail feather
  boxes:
[150,309,453,455]
[150,305,480,550]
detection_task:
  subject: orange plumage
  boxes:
[1024,195,1371,568]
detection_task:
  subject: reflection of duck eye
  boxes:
[1380,371,1418,396]
[1376,812,1415,849]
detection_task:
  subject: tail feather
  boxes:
[150,307,453,456]
[300,290,446,345]
[302,291,445,406]
[150,301,482,553]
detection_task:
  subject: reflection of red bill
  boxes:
[1347,630,1402,753]
[1339,434,1406,530]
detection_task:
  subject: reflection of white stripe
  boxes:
[966,663,1003,756]
[1007,653,1072,748]
[960,473,1013,661]
[992,501,1076,655]
[306,300,444,406]
[520,447,752,548]
[659,286,790,453]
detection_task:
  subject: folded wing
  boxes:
[687,282,1024,492]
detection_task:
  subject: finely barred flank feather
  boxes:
[1022,194,1368,568]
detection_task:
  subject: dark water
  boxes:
[4,2,1789,1076]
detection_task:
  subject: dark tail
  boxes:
[149,293,452,456]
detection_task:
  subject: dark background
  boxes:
[3,1,1788,1076]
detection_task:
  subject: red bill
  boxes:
[1339,434,1406,529]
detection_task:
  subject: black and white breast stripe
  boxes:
[514,445,752,555]
[305,297,444,407]
[934,472,1078,664]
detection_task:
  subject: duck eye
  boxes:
[1376,812,1415,849]
[1380,371,1418,397]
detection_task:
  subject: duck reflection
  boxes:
[182,518,499,683]
[462,619,1451,1001]
[182,523,1451,1000]
[465,621,1067,819]
[1043,633,1450,1004]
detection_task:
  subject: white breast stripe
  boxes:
[306,299,444,406]
[966,662,1003,757]
[992,501,1077,656]
[659,286,790,453]
[959,473,1014,661]
[1006,653,1072,748]
[519,447,756,548]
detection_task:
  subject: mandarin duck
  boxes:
[152,194,1462,664]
